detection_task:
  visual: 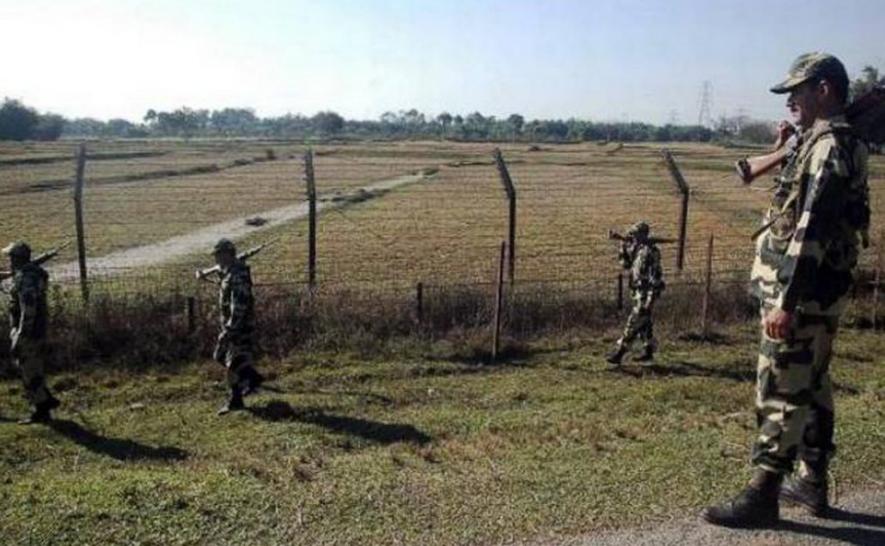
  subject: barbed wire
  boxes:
[5,144,882,298]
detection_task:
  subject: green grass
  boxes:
[1,323,883,545]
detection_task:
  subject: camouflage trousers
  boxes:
[13,342,52,406]
[221,340,256,390]
[752,306,837,476]
[616,291,656,352]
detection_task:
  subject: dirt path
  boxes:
[533,489,885,546]
[49,172,430,281]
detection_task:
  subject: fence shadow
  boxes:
[48,419,190,462]
[248,401,432,445]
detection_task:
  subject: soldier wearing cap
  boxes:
[210,238,264,415]
[705,53,870,527]
[3,241,59,424]
[605,221,665,366]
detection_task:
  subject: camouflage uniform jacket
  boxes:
[218,261,255,345]
[620,241,665,296]
[750,115,870,315]
[8,263,49,341]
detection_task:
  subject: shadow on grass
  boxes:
[248,401,431,445]
[677,331,731,344]
[660,361,756,382]
[605,361,756,382]
[48,419,189,462]
[778,507,885,546]
[822,506,885,528]
[609,360,861,395]
[287,388,395,406]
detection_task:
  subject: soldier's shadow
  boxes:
[248,401,432,445]
[778,508,885,546]
[637,361,756,382]
[614,360,860,395]
[48,419,189,462]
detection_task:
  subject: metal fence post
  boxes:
[493,149,517,285]
[662,149,690,272]
[73,143,89,302]
[303,149,317,291]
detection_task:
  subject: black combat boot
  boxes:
[18,396,59,425]
[703,469,782,528]
[217,387,245,415]
[605,345,627,366]
[241,367,265,397]
[782,463,829,516]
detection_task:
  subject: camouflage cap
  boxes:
[770,52,848,94]
[212,238,236,255]
[2,241,31,259]
[628,221,650,238]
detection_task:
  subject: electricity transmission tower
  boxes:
[697,81,713,128]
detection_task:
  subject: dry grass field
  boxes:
[0,139,882,298]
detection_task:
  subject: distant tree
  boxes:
[536,119,569,141]
[210,108,258,135]
[143,109,158,124]
[153,107,208,137]
[106,118,143,138]
[507,114,524,141]
[63,117,106,137]
[311,111,344,134]
[738,121,775,144]
[436,112,453,136]
[463,112,491,139]
[0,98,40,140]
[402,108,425,126]
[31,113,65,141]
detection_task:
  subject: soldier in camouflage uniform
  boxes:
[3,241,60,424]
[211,239,264,415]
[606,221,665,366]
[705,53,870,527]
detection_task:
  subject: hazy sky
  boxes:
[1,0,882,124]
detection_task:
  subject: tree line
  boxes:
[3,65,881,143]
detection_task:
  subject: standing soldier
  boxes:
[3,241,59,424]
[606,221,665,366]
[705,53,870,527]
[210,238,264,415]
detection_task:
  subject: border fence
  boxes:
[0,139,882,367]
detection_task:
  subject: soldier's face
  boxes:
[786,82,820,129]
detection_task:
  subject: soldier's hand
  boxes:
[763,308,794,340]
[774,121,795,150]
